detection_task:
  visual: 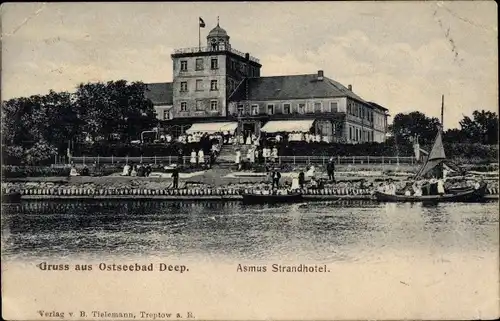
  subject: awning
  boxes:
[185,122,238,134]
[260,120,315,133]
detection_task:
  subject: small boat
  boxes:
[1,191,22,203]
[375,95,488,203]
[242,191,303,204]
[374,182,487,203]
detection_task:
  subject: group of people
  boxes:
[287,132,331,143]
[379,178,446,196]
[121,163,154,177]
[234,146,280,170]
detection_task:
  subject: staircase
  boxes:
[215,143,254,168]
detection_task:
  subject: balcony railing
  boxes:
[173,46,260,64]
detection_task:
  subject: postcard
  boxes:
[1,1,499,320]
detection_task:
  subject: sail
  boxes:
[415,129,446,179]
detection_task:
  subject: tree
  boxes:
[389,111,441,145]
[459,110,498,145]
[73,80,157,142]
[443,128,465,143]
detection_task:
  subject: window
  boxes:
[180,102,187,112]
[180,60,187,71]
[267,104,274,115]
[349,127,352,140]
[283,103,291,114]
[196,79,203,91]
[195,100,204,111]
[298,103,306,114]
[237,104,244,116]
[330,102,338,112]
[210,100,218,111]
[251,104,259,115]
[314,102,322,113]
[195,58,204,70]
[210,80,218,91]
[180,82,187,92]
[211,58,218,69]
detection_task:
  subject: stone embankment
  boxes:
[2,183,498,201]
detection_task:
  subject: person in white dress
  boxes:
[262,147,268,163]
[437,178,445,195]
[291,173,300,190]
[413,182,422,196]
[271,147,278,162]
[235,150,242,170]
[245,134,252,145]
[69,165,79,177]
[121,164,131,176]
[190,150,197,165]
[198,149,205,165]
[306,165,315,178]
[247,148,254,164]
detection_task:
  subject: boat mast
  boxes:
[438,94,444,178]
[441,94,444,129]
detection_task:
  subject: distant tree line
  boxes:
[389,110,498,146]
[2,80,157,165]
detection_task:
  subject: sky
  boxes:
[1,1,497,129]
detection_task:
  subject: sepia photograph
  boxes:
[1,1,499,320]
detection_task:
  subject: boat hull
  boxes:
[1,192,22,203]
[242,193,303,204]
[374,183,487,203]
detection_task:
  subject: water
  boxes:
[2,200,498,263]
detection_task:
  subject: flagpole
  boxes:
[198,20,201,51]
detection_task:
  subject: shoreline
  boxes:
[10,189,500,201]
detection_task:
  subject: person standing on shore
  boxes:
[171,165,179,189]
[298,171,305,189]
[190,149,197,166]
[271,170,281,189]
[271,146,278,163]
[326,157,335,182]
[235,149,241,171]
[198,149,205,166]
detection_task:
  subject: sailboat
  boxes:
[374,96,487,202]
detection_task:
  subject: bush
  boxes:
[279,141,414,157]
[2,166,71,178]
[72,140,218,157]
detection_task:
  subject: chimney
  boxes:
[317,70,324,81]
[245,53,250,61]
[348,84,352,91]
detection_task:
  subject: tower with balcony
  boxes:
[170,22,262,124]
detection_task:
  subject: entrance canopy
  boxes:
[261,120,315,133]
[185,122,238,134]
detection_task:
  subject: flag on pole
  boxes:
[199,17,205,28]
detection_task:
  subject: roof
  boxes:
[260,120,315,133]
[208,24,228,38]
[231,74,368,103]
[185,122,238,134]
[367,101,389,111]
[145,82,173,105]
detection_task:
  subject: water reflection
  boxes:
[1,200,498,263]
